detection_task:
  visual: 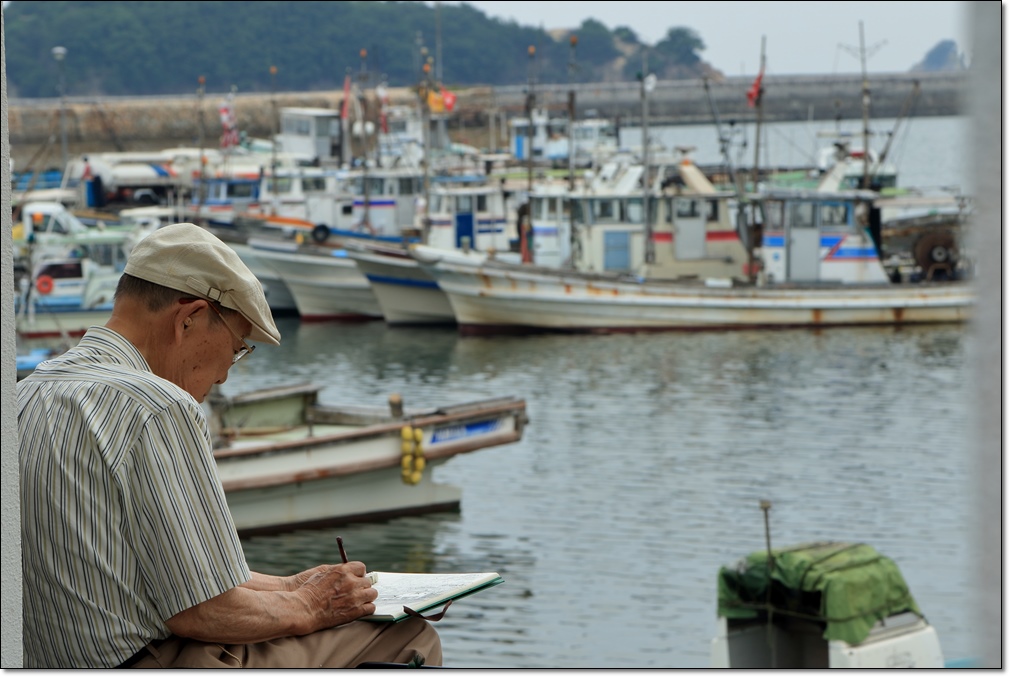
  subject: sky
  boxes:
[432,1,971,76]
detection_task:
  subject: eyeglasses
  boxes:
[208,302,255,363]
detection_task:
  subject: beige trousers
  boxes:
[129,618,442,668]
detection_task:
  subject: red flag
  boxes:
[746,69,764,108]
[440,86,457,112]
[341,74,352,120]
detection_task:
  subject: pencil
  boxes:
[336,536,348,564]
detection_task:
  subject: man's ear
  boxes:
[175,298,207,340]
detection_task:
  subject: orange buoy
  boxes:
[36,275,55,295]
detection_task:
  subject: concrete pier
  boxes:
[7,71,963,168]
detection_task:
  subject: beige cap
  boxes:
[124,223,281,345]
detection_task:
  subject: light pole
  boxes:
[51,46,68,172]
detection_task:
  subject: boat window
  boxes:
[457,195,474,213]
[38,261,83,280]
[593,199,617,223]
[676,198,700,218]
[624,198,644,224]
[789,201,817,229]
[270,177,293,194]
[228,183,256,199]
[283,118,312,136]
[398,178,415,195]
[761,199,785,230]
[572,199,587,224]
[707,199,720,222]
[477,194,487,212]
[819,202,850,230]
[367,177,384,195]
[302,177,327,192]
[561,198,571,220]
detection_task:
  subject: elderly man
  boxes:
[18,223,442,668]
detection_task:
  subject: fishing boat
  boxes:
[410,188,973,333]
[206,382,528,536]
[246,235,385,321]
[13,202,152,338]
[344,178,519,326]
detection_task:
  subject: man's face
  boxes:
[177,304,253,403]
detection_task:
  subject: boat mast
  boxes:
[567,35,578,192]
[751,37,765,196]
[640,50,655,265]
[196,75,207,219]
[859,21,871,190]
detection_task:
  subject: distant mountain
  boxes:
[910,39,968,73]
[2,1,963,98]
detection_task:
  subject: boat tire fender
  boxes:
[312,224,330,244]
[36,275,54,295]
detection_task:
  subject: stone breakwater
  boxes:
[8,72,963,168]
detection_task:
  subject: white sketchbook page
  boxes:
[366,571,502,620]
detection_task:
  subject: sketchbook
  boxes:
[360,571,504,623]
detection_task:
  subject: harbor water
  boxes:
[228,319,977,668]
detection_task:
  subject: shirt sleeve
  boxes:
[121,398,251,620]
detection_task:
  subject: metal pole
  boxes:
[567,35,577,192]
[196,75,206,216]
[359,49,371,229]
[51,46,68,172]
[269,66,278,215]
[641,52,654,266]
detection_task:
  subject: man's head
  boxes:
[123,222,280,345]
[110,223,280,401]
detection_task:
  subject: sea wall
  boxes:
[7,71,964,166]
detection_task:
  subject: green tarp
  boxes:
[717,541,923,646]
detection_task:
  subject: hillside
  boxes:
[2,1,961,100]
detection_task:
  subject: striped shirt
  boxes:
[18,326,251,669]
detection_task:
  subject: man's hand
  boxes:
[294,562,378,631]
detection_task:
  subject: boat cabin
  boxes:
[528,156,750,281]
[276,107,344,165]
[348,166,424,236]
[753,188,890,284]
[426,178,515,252]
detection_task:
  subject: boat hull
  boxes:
[249,239,383,320]
[425,260,973,333]
[211,387,527,535]
[16,307,113,338]
[347,247,455,325]
[226,240,299,314]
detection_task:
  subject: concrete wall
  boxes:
[6,72,964,156]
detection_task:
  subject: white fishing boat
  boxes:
[411,188,973,333]
[344,178,519,326]
[246,236,384,320]
[207,383,528,535]
[13,202,154,338]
